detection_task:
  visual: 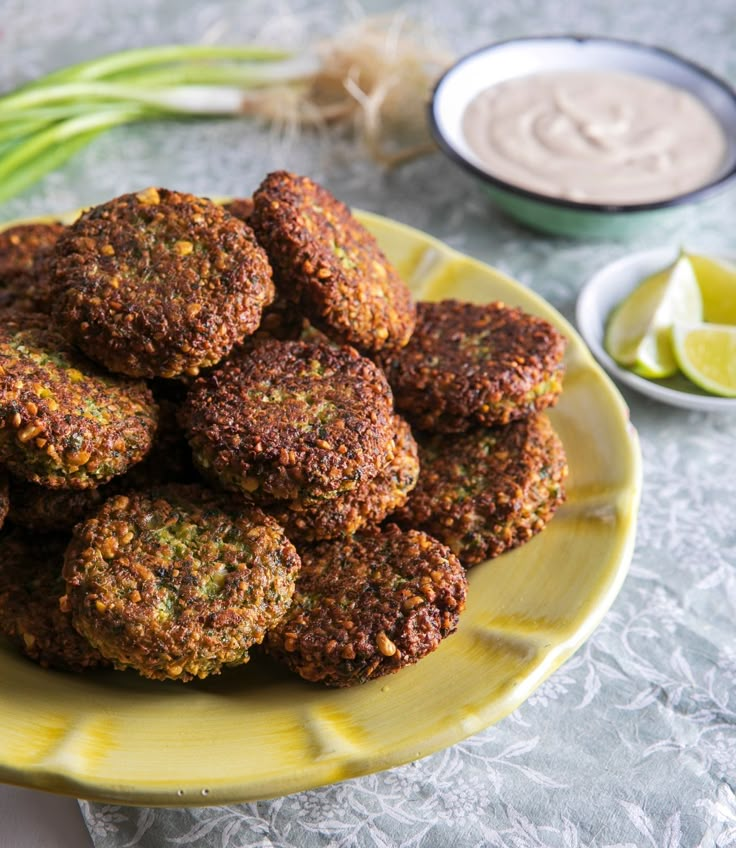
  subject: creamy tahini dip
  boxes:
[461,70,727,205]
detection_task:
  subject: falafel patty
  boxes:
[8,391,196,531]
[0,473,8,530]
[0,221,66,313]
[52,187,275,379]
[252,294,309,343]
[0,321,158,489]
[62,486,301,682]
[267,415,419,542]
[121,394,198,489]
[375,300,566,432]
[0,528,108,672]
[251,171,416,353]
[223,196,254,223]
[266,524,467,687]
[180,339,397,503]
[392,414,568,566]
[7,476,110,531]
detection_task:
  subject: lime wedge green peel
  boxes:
[672,321,736,397]
[686,253,736,325]
[605,253,703,379]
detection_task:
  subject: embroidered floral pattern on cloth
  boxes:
[1,0,735,845]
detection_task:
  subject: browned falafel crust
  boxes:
[222,196,308,342]
[7,476,110,531]
[0,473,8,530]
[0,306,48,333]
[0,221,66,313]
[180,339,397,503]
[223,197,254,223]
[7,389,196,531]
[251,171,416,353]
[62,486,301,682]
[52,187,275,379]
[0,223,65,280]
[0,321,158,489]
[266,524,466,687]
[253,294,309,342]
[0,528,108,671]
[392,415,567,566]
[122,393,198,488]
[375,300,566,432]
[267,415,419,542]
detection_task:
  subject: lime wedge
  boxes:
[686,253,736,324]
[605,254,703,378]
[672,321,736,397]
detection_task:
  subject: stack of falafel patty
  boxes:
[0,172,567,688]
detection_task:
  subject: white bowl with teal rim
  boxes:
[429,36,736,239]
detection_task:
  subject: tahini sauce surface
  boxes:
[462,71,727,205]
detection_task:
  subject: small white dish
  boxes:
[576,247,736,412]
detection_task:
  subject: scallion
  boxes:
[0,20,451,203]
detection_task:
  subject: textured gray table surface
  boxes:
[1,1,735,846]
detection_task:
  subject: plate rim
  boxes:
[0,207,643,806]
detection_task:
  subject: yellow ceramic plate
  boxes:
[0,210,641,806]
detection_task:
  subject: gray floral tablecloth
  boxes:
[2,1,735,845]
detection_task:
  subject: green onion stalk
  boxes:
[0,21,451,202]
[0,45,320,203]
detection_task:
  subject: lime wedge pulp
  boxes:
[672,321,736,397]
[686,253,736,325]
[604,253,703,379]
